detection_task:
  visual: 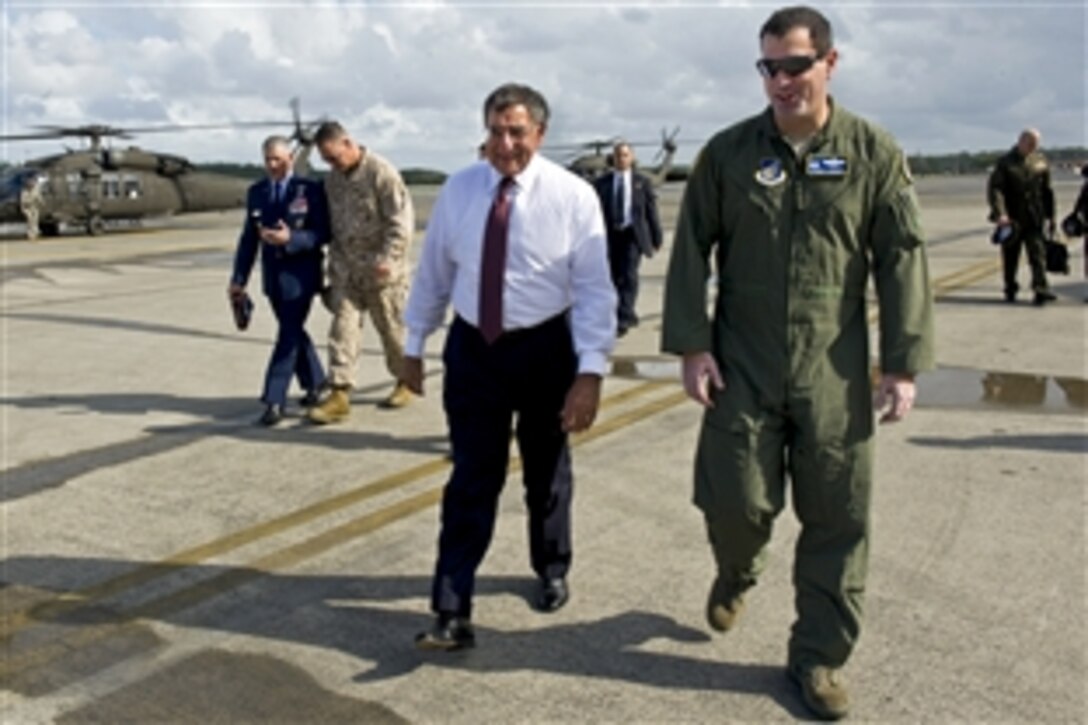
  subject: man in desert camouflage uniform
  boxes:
[19,176,43,241]
[308,121,415,423]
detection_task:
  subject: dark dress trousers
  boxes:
[231,176,330,406]
[433,313,577,617]
[594,171,662,330]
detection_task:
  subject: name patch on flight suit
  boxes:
[755,157,787,186]
[806,156,848,177]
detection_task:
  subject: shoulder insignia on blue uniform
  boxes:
[755,157,787,186]
[805,156,848,177]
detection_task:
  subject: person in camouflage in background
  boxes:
[308,121,416,423]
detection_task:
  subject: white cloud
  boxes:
[2,3,1084,170]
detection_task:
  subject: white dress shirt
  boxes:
[405,154,617,374]
[611,169,632,228]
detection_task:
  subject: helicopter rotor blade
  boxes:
[3,120,288,145]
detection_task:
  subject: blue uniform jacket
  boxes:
[231,176,329,301]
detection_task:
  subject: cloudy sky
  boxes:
[2,1,1085,173]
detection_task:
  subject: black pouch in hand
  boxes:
[231,292,255,330]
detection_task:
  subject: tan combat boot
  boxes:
[705,576,746,632]
[789,665,850,721]
[307,387,351,424]
[380,381,414,409]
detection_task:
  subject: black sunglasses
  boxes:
[755,54,823,79]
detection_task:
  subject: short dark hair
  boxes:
[313,120,349,145]
[482,83,550,128]
[760,6,833,57]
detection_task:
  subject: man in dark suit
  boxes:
[594,141,663,336]
[229,135,330,426]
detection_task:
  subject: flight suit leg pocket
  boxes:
[789,433,872,532]
[696,404,786,532]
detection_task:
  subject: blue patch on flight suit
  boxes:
[806,156,848,177]
[755,157,787,186]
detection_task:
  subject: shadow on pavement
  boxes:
[1,311,267,347]
[910,432,1087,454]
[1,382,448,503]
[2,557,807,718]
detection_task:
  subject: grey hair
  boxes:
[262,135,292,154]
[482,83,550,128]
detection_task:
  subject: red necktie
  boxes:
[479,177,514,344]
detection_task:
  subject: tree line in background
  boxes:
[905,146,1086,176]
[3,148,1084,184]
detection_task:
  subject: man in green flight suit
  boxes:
[987,128,1058,305]
[661,6,935,720]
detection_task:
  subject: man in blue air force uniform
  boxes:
[229,135,331,426]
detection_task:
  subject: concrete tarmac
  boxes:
[1,174,1085,723]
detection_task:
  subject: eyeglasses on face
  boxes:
[755,54,823,79]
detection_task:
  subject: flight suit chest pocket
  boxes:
[800,174,858,216]
[798,173,867,258]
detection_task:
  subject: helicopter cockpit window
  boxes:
[1,169,42,201]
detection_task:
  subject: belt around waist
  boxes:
[455,310,570,341]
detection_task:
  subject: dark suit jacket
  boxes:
[231,176,329,302]
[595,170,663,257]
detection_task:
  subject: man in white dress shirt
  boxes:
[402,82,616,650]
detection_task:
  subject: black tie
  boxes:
[613,174,625,228]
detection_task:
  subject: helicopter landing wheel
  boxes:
[86,216,105,236]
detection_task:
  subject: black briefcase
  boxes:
[1045,236,1070,275]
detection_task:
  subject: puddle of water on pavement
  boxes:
[608,357,1087,414]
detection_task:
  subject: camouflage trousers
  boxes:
[324,275,407,389]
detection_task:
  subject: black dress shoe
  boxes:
[257,404,284,427]
[537,577,569,613]
[1033,290,1057,306]
[415,614,475,651]
[299,389,322,407]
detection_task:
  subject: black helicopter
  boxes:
[0,100,320,237]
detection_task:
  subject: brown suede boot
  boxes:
[789,665,850,721]
[705,576,746,632]
[307,387,351,424]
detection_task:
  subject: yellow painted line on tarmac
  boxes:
[1,385,689,680]
[1,380,668,640]
[932,258,1001,293]
[868,257,1000,324]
